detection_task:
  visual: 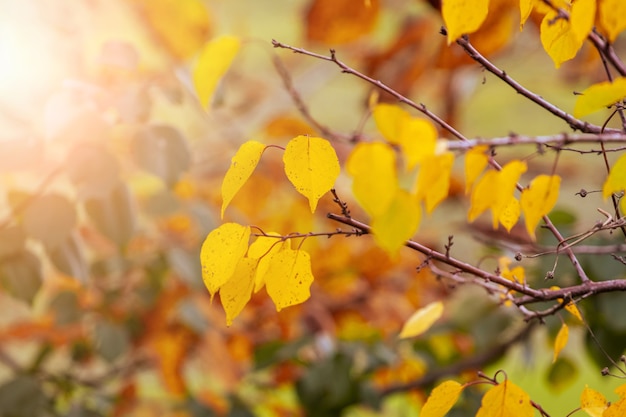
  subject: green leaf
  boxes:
[85,183,136,246]
[93,320,131,362]
[0,249,43,304]
[0,375,48,417]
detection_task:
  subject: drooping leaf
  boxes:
[192,35,240,109]
[540,0,595,68]
[498,256,525,283]
[553,323,569,363]
[598,0,626,42]
[283,136,340,212]
[264,249,314,312]
[372,103,410,143]
[248,234,290,293]
[346,142,398,217]
[520,175,561,240]
[603,152,626,199]
[415,152,454,213]
[371,190,421,255]
[420,380,464,417]
[398,118,438,171]
[519,0,535,29]
[465,145,489,194]
[574,77,626,118]
[442,0,490,44]
[305,0,379,44]
[565,302,583,322]
[580,385,607,417]
[498,197,520,232]
[221,140,267,218]
[200,223,250,297]
[399,301,444,339]
[475,380,534,417]
[469,160,527,228]
[373,104,437,171]
[219,258,257,325]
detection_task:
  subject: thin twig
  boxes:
[271,39,468,142]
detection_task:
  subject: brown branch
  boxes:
[271,39,468,142]
[455,36,619,135]
[444,132,626,151]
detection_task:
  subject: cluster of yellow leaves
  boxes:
[201,136,339,324]
[466,147,561,239]
[201,223,314,325]
[443,0,626,68]
[421,378,533,417]
[347,104,452,254]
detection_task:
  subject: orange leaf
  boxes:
[306,0,379,44]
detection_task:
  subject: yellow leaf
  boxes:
[219,258,256,326]
[398,118,438,171]
[519,0,536,29]
[399,301,444,339]
[469,160,527,228]
[580,385,608,417]
[373,103,411,143]
[499,196,520,232]
[520,175,561,240]
[415,152,455,213]
[565,302,583,322]
[265,249,314,312]
[553,323,569,363]
[248,234,290,293]
[442,0,490,44]
[604,384,626,417]
[346,142,398,217]
[192,35,240,109]
[604,152,626,199]
[574,77,626,118]
[498,257,525,283]
[421,380,464,417]
[200,223,250,297]
[465,145,489,194]
[283,136,340,213]
[598,0,626,42]
[371,190,421,255]
[550,286,584,322]
[221,140,266,219]
[540,0,594,68]
[476,380,534,417]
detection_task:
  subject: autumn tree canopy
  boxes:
[2,0,626,416]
